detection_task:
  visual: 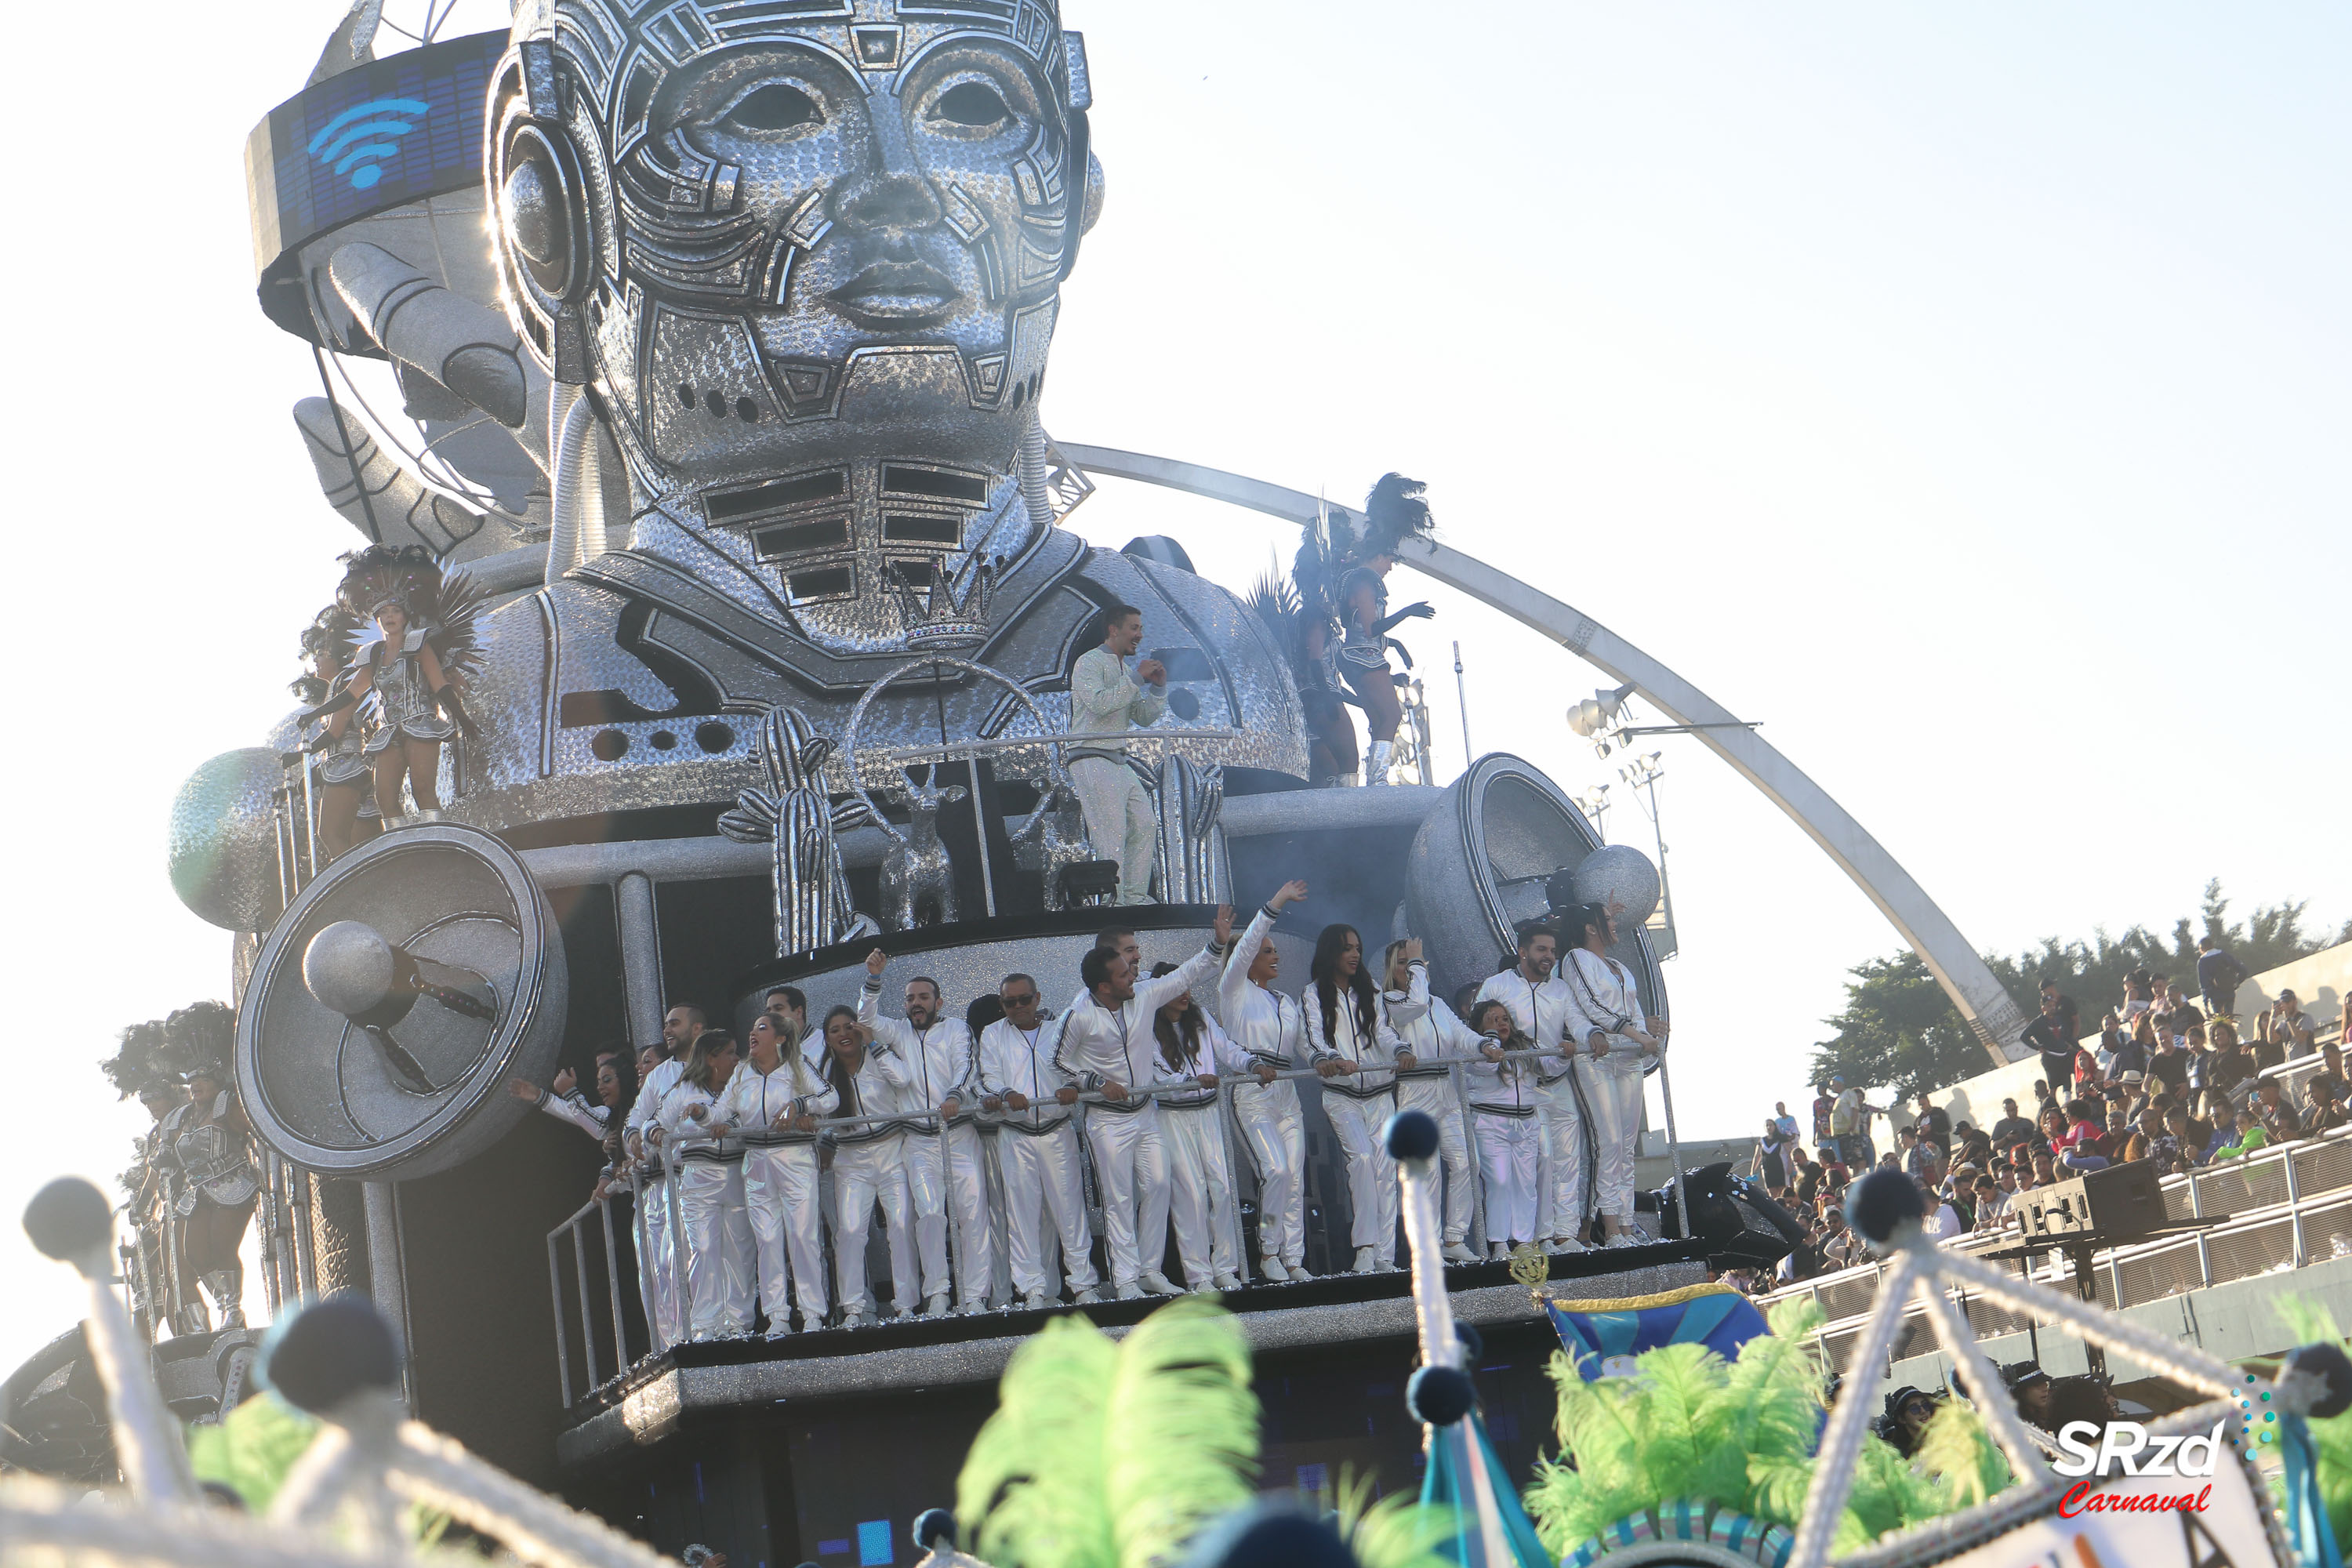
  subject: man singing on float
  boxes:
[1066,604,1167,905]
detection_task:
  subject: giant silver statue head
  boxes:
[489,0,1102,649]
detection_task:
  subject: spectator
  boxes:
[2005,1363,2057,1430]
[2215,1109,2269,1161]
[2041,978,2083,1043]
[2031,1078,2056,1116]
[2310,1044,2351,1110]
[2028,1149,2058,1189]
[1773,1100,1800,1148]
[1820,1206,1863,1269]
[2148,1026,2191,1097]
[2258,991,2318,1067]
[1828,1076,1887,1168]
[1817,1145,1851,1193]
[2121,967,2156,1021]
[2072,1044,2103,1091]
[1970,1174,2009,1232]
[1911,1091,1951,1149]
[2165,1102,2209,1168]
[1990,1097,2036,1150]
[2022,996,2078,1095]
[2111,1016,2152,1080]
[1943,1165,1978,1229]
[1918,1177,1963,1241]
[2197,935,2249,1022]
[2252,1079,2297,1144]
[1795,1154,1825,1209]
[2158,982,2204,1041]
[1812,1083,1837,1150]
[2305,1078,2351,1136]
[1755,1116,1796,1196]
[2206,1022,2254,1099]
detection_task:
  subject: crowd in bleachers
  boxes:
[1733,963,2349,1292]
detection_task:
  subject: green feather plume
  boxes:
[1102,1297,1261,1568]
[1911,1401,2011,1512]
[957,1315,1120,1568]
[1330,1468,1460,1568]
[2275,1297,2352,1548]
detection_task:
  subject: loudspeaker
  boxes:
[2019,1160,2166,1240]
[1641,1161,1805,1269]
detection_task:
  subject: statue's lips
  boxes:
[826,260,960,322]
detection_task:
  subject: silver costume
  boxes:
[1474,967,1587,1247]
[1560,946,1658,1240]
[1385,964,1480,1250]
[825,1044,917,1323]
[975,1013,1097,1302]
[1152,1007,1250,1290]
[1065,645,1168,906]
[1214,908,1309,1279]
[623,1058,687,1345]
[658,1072,754,1340]
[359,629,456,751]
[1303,976,1403,1271]
[858,984,993,1312]
[715,1052,838,1334]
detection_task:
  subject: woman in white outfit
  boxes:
[818,1006,919,1328]
[1305,924,1403,1273]
[706,1014,837,1337]
[1463,998,1543,1256]
[1381,941,1482,1264]
[1558,900,1668,1247]
[658,1031,753,1339]
[1149,963,1254,1291]
[1214,880,1312,1281]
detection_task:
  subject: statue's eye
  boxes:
[724,83,821,132]
[931,81,1010,129]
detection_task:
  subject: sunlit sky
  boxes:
[0,2,2343,1373]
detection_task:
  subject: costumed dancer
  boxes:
[819,1006,920,1328]
[622,1005,706,1347]
[1475,924,1588,1253]
[103,1018,198,1336]
[332,545,481,827]
[1463,999,1542,1257]
[1559,900,1667,1247]
[1215,880,1314,1281]
[155,1004,258,1331]
[1065,604,1168,905]
[1305,924,1404,1273]
[1382,939,1483,1263]
[1272,506,1362,788]
[1149,963,1260,1292]
[1053,906,1237,1299]
[658,1031,753,1339]
[291,605,379,861]
[708,1013,837,1337]
[860,953,994,1317]
[976,975,1102,1308]
[1333,474,1436,786]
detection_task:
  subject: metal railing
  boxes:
[1759,1123,2352,1376]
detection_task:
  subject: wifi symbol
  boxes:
[308,97,431,192]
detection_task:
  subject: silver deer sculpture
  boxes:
[717,706,879,955]
[1011,779,1096,912]
[877,768,966,931]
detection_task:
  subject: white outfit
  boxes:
[1066,644,1167,904]
[827,1045,918,1319]
[1385,965,1479,1247]
[1559,947,1657,1229]
[977,1014,1098,1298]
[1153,1009,1252,1286]
[623,1057,687,1347]
[1053,938,1225,1287]
[716,1050,838,1331]
[1303,976,1403,1266]
[658,1072,754,1339]
[1463,1023,1544,1245]
[1215,907,1309,1271]
[1475,967,1584,1241]
[859,988,993,1308]
[535,1087,612,1142]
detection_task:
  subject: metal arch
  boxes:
[1055,441,2028,1065]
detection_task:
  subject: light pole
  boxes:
[1577,783,1611,843]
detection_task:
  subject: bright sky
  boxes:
[0,2,2343,1374]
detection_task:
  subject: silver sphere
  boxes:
[1569,844,1661,929]
[167,748,287,931]
[303,920,397,1018]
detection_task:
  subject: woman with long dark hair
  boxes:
[819,1005,918,1328]
[1558,900,1668,1247]
[1150,962,1250,1291]
[659,1030,751,1338]
[1305,922,1403,1272]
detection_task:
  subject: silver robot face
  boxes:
[494,2,1099,492]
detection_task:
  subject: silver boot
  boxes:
[201,1269,245,1332]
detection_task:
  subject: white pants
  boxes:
[724,1163,757,1315]
[903,1121,995,1306]
[635,1171,681,1348]
[1069,757,1156,904]
[1577,1052,1649,1223]
[1323,1092,1399,1264]
[1083,1107,1170,1287]
[1537,1076,1588,1242]
[998,1121,1098,1297]
[833,1134,917,1318]
[1232,1080,1306,1266]
[1475,1111,1542,1245]
[677,1162,754,1338]
[1160,1102,1241,1285]
[742,1143,827,1329]
[1399,1079,1475,1245]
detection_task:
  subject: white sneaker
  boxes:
[1489,1243,1512,1261]
[1602,1232,1639,1250]
[1072,1287,1103,1305]
[1116,1283,1145,1301]
[1547,1236,1588,1255]
[1140,1270,1185,1296]
[1022,1290,1050,1311]
[1212,1272,1244,1291]
[1441,1243,1479,1263]
[958,1298,990,1316]
[923,1292,952,1319]
[1259,1257,1291,1283]
[1352,1247,1377,1274]
[841,1311,871,1330]
[764,1324,792,1341]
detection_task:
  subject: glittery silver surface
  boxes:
[556,1259,1707,1468]
[167,748,290,933]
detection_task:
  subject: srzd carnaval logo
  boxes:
[2050,1421,2227,1516]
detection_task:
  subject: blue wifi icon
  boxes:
[308,97,431,191]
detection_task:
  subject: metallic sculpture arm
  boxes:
[1058,442,2027,1065]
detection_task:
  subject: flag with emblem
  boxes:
[1543,1283,1772,1381]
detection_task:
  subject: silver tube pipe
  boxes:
[598,1192,629,1379]
[572,1214,598,1389]
[547,1232,573,1408]
[615,872,664,1056]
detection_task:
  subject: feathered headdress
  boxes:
[290,604,361,705]
[1356,474,1434,562]
[334,544,488,688]
[99,1018,177,1100]
[162,1001,238,1086]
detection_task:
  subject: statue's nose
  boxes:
[833,93,940,233]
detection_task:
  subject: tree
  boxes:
[1809,882,2346,1099]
